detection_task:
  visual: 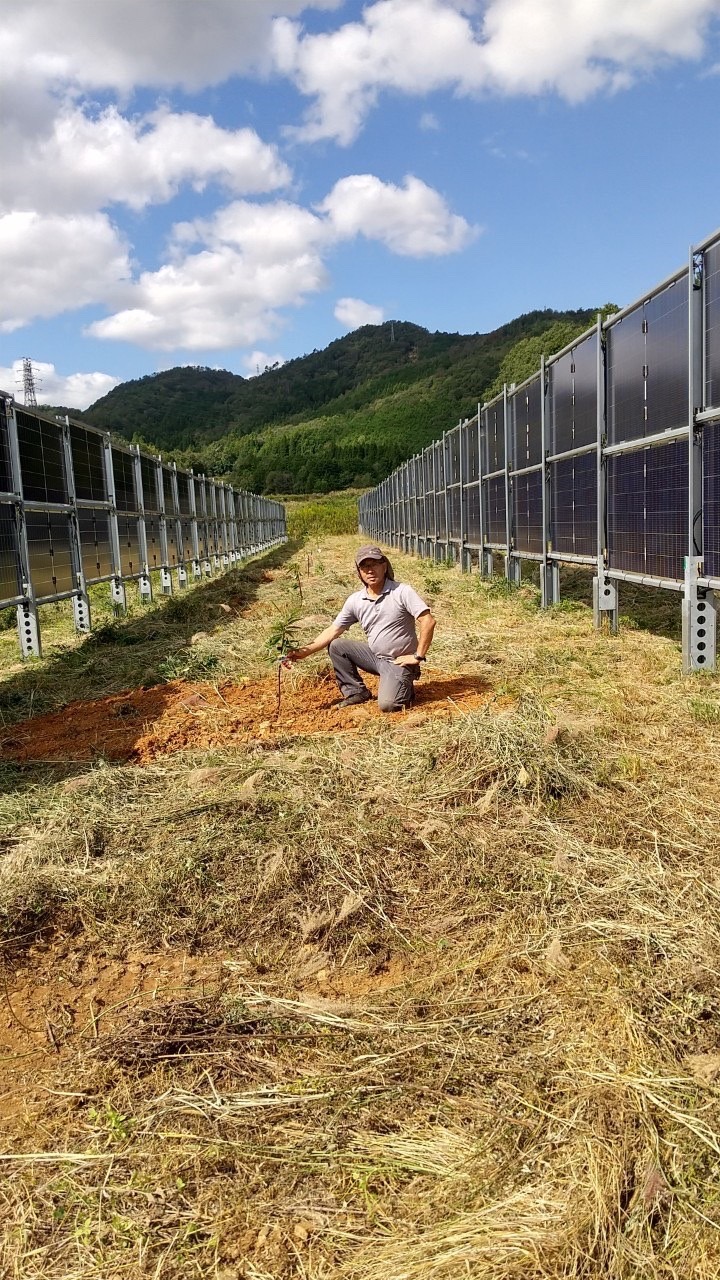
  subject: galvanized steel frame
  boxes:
[359,225,720,674]
[0,398,287,657]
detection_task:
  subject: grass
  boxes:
[1,533,720,1278]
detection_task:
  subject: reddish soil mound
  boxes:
[1,671,493,766]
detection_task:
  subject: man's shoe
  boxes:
[336,690,372,708]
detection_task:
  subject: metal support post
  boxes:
[502,386,517,581]
[6,401,42,656]
[539,357,559,606]
[593,316,618,632]
[156,459,173,594]
[103,435,127,614]
[459,420,470,570]
[61,418,92,633]
[442,434,451,560]
[189,473,202,577]
[133,446,153,603]
[682,246,717,672]
[477,403,487,576]
[682,558,717,672]
[170,465,188,587]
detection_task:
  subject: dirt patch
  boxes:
[2,670,494,766]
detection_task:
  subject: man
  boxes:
[286,545,435,711]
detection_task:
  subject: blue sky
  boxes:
[2,0,720,409]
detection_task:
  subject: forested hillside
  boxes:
[61,307,599,492]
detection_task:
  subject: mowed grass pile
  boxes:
[2,529,720,1278]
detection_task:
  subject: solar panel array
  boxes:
[0,397,286,654]
[359,227,720,659]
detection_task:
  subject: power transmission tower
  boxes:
[22,357,38,407]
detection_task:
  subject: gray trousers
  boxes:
[328,637,419,711]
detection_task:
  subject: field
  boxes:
[1,526,720,1279]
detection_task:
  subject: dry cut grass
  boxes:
[1,535,720,1279]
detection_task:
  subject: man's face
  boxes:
[358,557,387,589]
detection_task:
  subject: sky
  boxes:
[3,0,720,411]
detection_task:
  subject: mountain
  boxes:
[77,309,599,492]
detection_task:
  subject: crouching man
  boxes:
[285,545,435,711]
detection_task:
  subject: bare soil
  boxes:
[1,669,494,765]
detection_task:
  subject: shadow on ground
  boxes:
[558,566,682,642]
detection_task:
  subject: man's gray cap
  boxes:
[355,545,386,565]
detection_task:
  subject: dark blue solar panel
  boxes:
[0,402,15,494]
[116,515,141,575]
[703,422,720,578]
[449,486,461,539]
[144,515,162,569]
[0,502,20,603]
[483,401,505,472]
[514,471,543,553]
[112,449,137,513]
[466,419,480,482]
[71,426,106,503]
[465,484,481,543]
[607,442,687,579]
[25,511,74,595]
[572,334,598,448]
[17,412,67,504]
[645,277,688,435]
[78,509,112,581]
[606,309,646,445]
[510,377,542,467]
[550,453,597,556]
[483,476,506,545]
[548,334,597,453]
[705,241,720,410]
[549,350,574,454]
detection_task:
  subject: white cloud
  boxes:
[241,351,287,376]
[0,0,341,95]
[0,361,120,410]
[335,297,385,328]
[319,173,477,256]
[87,172,475,351]
[86,233,330,351]
[419,111,441,130]
[2,107,291,215]
[0,212,131,332]
[274,0,720,143]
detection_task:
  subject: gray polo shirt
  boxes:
[333,579,430,659]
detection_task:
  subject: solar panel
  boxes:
[118,515,143,575]
[483,400,505,472]
[25,511,74,596]
[466,418,480,482]
[70,426,106,503]
[112,448,137,512]
[77,509,113,581]
[703,422,720,579]
[645,276,688,435]
[0,503,20,603]
[550,454,597,556]
[465,483,481,543]
[705,240,720,410]
[607,441,687,579]
[140,455,160,512]
[0,402,15,494]
[513,471,543,553]
[606,308,646,445]
[510,376,542,467]
[483,476,506,545]
[17,412,67,504]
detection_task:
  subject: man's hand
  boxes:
[393,653,422,667]
[284,648,307,663]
